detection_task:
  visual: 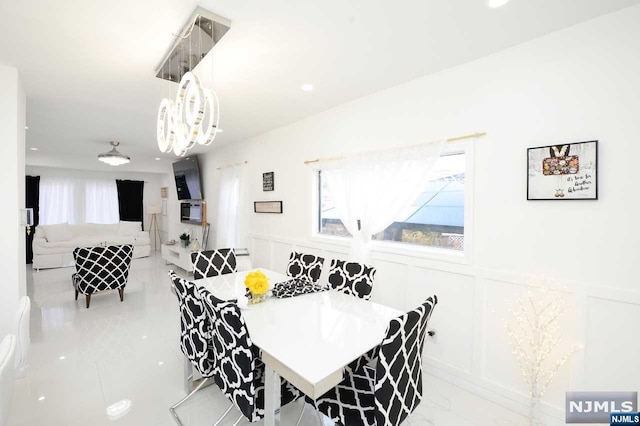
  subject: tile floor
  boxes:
[8,253,530,425]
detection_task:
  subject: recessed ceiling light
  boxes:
[142,335,147,339]
[30,147,38,151]
[38,396,46,401]
[59,355,66,360]
[216,128,224,133]
[157,361,164,366]
[25,126,29,130]
[488,0,509,8]
[301,84,314,92]
[154,157,160,161]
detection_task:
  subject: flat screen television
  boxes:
[173,156,202,200]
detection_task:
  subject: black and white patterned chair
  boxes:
[197,286,302,423]
[307,296,438,426]
[72,245,133,309]
[328,259,376,300]
[191,249,237,280]
[167,271,223,425]
[286,251,325,284]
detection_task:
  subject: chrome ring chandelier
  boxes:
[157,72,220,156]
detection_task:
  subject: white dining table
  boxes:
[194,269,402,426]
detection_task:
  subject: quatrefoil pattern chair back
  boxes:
[197,286,301,422]
[285,251,324,283]
[168,271,215,377]
[72,245,133,296]
[374,295,437,426]
[312,295,437,426]
[328,259,376,300]
[191,249,237,280]
[198,286,261,421]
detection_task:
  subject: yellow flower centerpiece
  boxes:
[244,270,269,304]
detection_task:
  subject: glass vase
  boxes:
[249,292,266,305]
[530,396,542,426]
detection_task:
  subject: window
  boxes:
[317,149,467,251]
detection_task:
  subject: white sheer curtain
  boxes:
[39,177,119,225]
[322,141,444,262]
[40,177,82,225]
[85,179,119,223]
[216,164,248,249]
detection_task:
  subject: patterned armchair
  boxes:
[307,296,438,426]
[72,245,133,309]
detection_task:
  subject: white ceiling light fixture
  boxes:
[30,147,38,151]
[488,0,509,8]
[98,141,130,166]
[157,72,220,156]
[156,8,230,157]
[301,84,314,92]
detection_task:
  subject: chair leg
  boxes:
[75,288,78,300]
[118,288,124,302]
[231,413,244,426]
[295,400,306,426]
[212,403,235,426]
[85,295,91,309]
[169,377,216,426]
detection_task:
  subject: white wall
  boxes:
[25,166,170,250]
[0,66,26,336]
[166,5,640,423]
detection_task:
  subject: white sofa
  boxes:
[32,222,151,270]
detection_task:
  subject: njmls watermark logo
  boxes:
[566,391,638,423]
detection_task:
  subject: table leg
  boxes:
[264,364,281,426]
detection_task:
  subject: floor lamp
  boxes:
[147,205,162,251]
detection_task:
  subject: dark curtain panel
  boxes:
[116,180,145,229]
[25,175,40,264]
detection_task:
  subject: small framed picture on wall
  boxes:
[254,201,283,213]
[263,172,274,191]
[527,140,598,200]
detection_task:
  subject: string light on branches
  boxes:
[504,277,581,425]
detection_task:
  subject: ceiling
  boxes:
[1,0,639,173]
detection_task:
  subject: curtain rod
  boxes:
[303,132,486,165]
[216,160,248,170]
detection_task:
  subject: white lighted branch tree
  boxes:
[504,282,580,425]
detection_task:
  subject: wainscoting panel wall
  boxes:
[584,297,640,388]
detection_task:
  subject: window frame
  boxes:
[309,140,474,264]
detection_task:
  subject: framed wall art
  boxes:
[263,172,274,191]
[254,201,283,213]
[527,140,598,200]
